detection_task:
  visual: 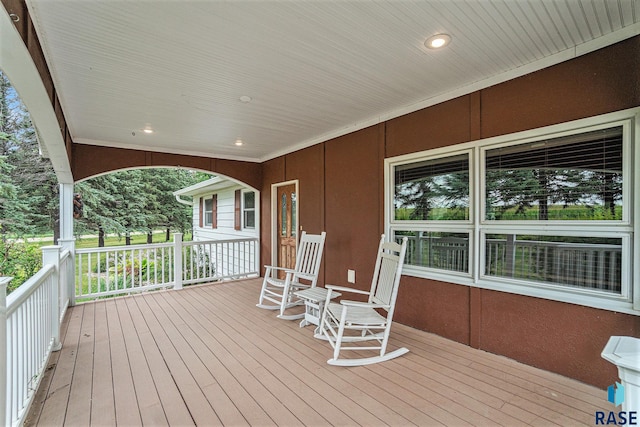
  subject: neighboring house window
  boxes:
[243,191,256,229]
[203,195,217,228]
[386,109,637,314]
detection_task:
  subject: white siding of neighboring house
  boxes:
[188,184,259,278]
[192,184,258,241]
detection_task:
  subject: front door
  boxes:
[276,183,297,277]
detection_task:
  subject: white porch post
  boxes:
[0,277,10,426]
[59,183,76,306]
[173,233,183,290]
[59,183,74,241]
[42,246,62,351]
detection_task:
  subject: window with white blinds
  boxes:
[394,154,470,221]
[386,109,639,314]
[484,127,623,221]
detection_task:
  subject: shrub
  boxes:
[0,239,42,293]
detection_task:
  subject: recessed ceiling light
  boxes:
[235,139,243,146]
[239,95,252,103]
[143,128,154,134]
[425,34,451,49]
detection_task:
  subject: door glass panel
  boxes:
[281,193,287,236]
[291,192,297,236]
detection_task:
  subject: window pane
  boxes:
[244,191,255,209]
[484,234,622,293]
[394,154,469,220]
[394,230,469,273]
[291,192,297,237]
[204,199,213,226]
[244,211,255,228]
[281,193,287,236]
[485,127,623,221]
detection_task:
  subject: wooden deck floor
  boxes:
[26,278,612,426]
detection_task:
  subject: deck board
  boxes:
[123,296,195,427]
[90,301,116,426]
[27,278,613,427]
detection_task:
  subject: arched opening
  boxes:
[71,167,261,300]
[74,167,213,247]
[73,166,260,248]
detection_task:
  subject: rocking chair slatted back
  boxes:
[294,232,325,285]
[257,231,326,319]
[370,240,405,310]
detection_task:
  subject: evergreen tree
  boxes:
[75,168,207,246]
[0,72,35,237]
[0,156,29,237]
[7,116,58,236]
[75,175,127,246]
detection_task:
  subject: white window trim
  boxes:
[203,196,214,228]
[385,107,640,315]
[242,190,256,230]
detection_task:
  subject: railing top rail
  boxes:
[182,237,259,247]
[0,276,12,287]
[6,264,55,315]
[76,242,173,254]
[485,238,622,250]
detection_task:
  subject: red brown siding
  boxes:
[324,124,384,293]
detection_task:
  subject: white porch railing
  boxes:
[75,234,259,299]
[182,238,259,285]
[0,245,71,426]
[0,234,258,426]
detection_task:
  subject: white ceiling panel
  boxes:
[23,0,640,162]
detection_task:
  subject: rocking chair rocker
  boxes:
[257,231,326,320]
[315,234,408,366]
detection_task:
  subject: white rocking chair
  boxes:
[257,231,326,320]
[315,234,408,366]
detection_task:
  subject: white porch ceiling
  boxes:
[25,0,640,163]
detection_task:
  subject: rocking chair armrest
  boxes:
[325,285,370,296]
[264,265,296,275]
[340,300,390,309]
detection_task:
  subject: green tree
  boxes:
[0,72,35,237]
[0,156,29,236]
[141,168,200,241]
[75,168,208,246]
[75,174,128,246]
[7,119,59,238]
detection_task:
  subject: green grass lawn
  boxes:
[74,231,190,249]
[23,231,191,249]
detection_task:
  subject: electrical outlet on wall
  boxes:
[347,269,356,283]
